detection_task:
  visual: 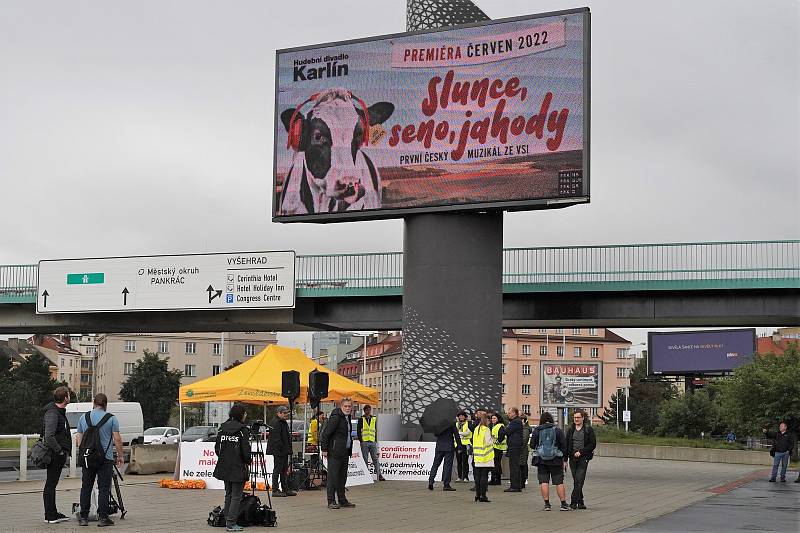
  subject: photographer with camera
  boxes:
[213,404,252,532]
[267,406,295,497]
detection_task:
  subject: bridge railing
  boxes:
[1,241,798,301]
[502,240,800,290]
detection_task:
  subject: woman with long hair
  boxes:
[471,411,494,502]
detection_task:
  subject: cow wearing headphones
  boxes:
[279,89,394,215]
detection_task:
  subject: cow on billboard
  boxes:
[278,89,394,215]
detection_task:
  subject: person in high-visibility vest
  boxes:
[307,411,325,445]
[490,413,507,485]
[357,405,386,481]
[455,411,472,483]
[471,411,494,502]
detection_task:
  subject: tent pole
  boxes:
[303,403,308,449]
[179,402,183,438]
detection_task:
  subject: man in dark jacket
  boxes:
[530,411,569,511]
[504,407,524,492]
[267,406,294,496]
[565,409,597,509]
[763,422,797,482]
[41,386,72,523]
[213,404,252,532]
[320,398,355,509]
[428,422,458,491]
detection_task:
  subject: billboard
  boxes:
[648,329,756,375]
[274,8,590,222]
[540,361,601,408]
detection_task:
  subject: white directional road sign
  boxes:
[36,251,295,313]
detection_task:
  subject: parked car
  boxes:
[66,402,144,446]
[181,425,218,442]
[143,426,180,445]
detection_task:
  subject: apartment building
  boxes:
[380,341,402,415]
[95,332,276,400]
[27,335,83,393]
[68,334,99,398]
[501,328,632,422]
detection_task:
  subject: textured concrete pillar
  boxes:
[401,212,503,423]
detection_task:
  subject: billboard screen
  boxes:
[274,8,590,222]
[648,329,757,375]
[540,361,601,408]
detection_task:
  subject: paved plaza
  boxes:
[2,457,796,532]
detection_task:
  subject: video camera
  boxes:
[250,420,267,433]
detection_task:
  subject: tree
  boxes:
[657,389,721,438]
[119,350,182,429]
[628,359,676,434]
[0,351,66,434]
[715,344,800,436]
[0,351,12,378]
[599,359,675,434]
[599,391,621,427]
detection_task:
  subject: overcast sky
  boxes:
[1,1,797,342]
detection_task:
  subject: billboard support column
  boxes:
[401,212,503,426]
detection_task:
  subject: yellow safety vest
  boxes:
[457,420,472,445]
[307,419,319,445]
[491,423,507,452]
[361,416,377,442]
[471,425,494,463]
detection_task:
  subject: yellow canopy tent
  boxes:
[178,344,378,405]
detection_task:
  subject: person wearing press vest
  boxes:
[489,413,506,485]
[470,411,493,502]
[76,394,123,527]
[357,404,385,481]
[41,386,72,524]
[320,398,356,509]
[455,410,472,483]
[213,403,252,532]
[565,409,597,509]
[530,411,569,511]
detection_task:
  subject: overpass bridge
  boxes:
[0,240,797,333]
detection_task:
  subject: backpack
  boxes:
[207,506,226,527]
[237,494,263,526]
[78,412,113,470]
[536,425,562,461]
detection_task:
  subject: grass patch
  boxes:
[0,438,23,449]
[595,427,754,451]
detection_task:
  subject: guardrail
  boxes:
[0,433,78,481]
[1,241,798,301]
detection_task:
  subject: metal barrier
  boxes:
[0,433,77,481]
[1,241,798,300]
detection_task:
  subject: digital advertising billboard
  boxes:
[274,8,590,222]
[540,361,601,408]
[648,329,757,376]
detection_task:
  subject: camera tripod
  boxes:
[250,429,273,509]
[111,462,127,519]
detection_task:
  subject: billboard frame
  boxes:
[273,7,590,223]
[539,359,602,409]
[647,328,757,377]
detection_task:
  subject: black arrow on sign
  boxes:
[207,285,223,304]
[122,287,129,306]
[41,290,49,308]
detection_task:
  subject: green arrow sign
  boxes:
[66,273,105,285]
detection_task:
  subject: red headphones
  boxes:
[286,91,370,151]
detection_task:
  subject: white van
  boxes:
[65,402,145,446]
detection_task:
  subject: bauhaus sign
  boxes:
[540,361,602,408]
[273,8,590,222]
